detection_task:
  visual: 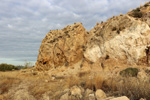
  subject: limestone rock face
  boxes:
[84,15,150,64]
[36,23,87,70]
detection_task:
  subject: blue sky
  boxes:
[0,0,149,66]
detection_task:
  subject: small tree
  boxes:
[24,60,33,69]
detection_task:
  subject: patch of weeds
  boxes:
[132,8,143,18]
[120,68,139,77]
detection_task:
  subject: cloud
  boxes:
[7,24,14,29]
[0,0,149,65]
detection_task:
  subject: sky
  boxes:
[0,0,149,66]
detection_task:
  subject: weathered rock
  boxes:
[95,89,106,100]
[110,96,129,100]
[85,15,150,65]
[60,93,69,100]
[84,45,101,62]
[84,89,94,100]
[139,98,146,100]
[88,93,96,100]
[137,70,148,81]
[36,23,87,70]
[70,86,82,99]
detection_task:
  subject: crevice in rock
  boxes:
[105,55,109,60]
[145,46,150,65]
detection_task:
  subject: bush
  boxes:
[0,63,18,71]
[144,4,149,7]
[112,27,117,31]
[120,68,139,77]
[132,8,143,18]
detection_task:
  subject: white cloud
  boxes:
[7,24,13,29]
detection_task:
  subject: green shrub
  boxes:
[120,68,139,77]
[144,4,149,7]
[112,27,117,31]
[0,63,18,71]
[132,8,143,18]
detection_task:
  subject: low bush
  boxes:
[0,63,18,71]
[132,8,143,18]
[120,68,139,77]
[144,4,149,7]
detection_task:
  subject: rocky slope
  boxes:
[36,2,150,71]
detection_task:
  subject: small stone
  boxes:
[60,93,69,100]
[84,89,94,99]
[45,80,48,82]
[95,89,106,100]
[89,93,96,100]
[70,86,82,98]
[51,76,55,80]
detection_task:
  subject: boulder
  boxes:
[88,93,96,100]
[95,89,107,100]
[70,86,82,99]
[137,70,148,81]
[60,93,69,100]
[110,96,129,100]
[84,89,94,100]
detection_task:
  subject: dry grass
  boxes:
[0,77,21,94]
[77,71,150,100]
[77,72,105,91]
[29,82,52,99]
[103,76,150,100]
[78,71,89,77]
[94,74,104,90]
[67,76,80,88]
[2,67,150,100]
[115,77,150,100]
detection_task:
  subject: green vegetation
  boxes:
[0,63,18,71]
[132,8,143,18]
[0,61,33,71]
[144,3,149,7]
[120,67,139,77]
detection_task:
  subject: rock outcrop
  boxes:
[36,2,150,70]
[36,23,87,70]
[85,15,150,64]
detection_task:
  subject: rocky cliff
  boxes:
[36,2,150,71]
[36,23,88,70]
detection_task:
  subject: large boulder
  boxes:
[36,23,87,70]
[95,89,107,100]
